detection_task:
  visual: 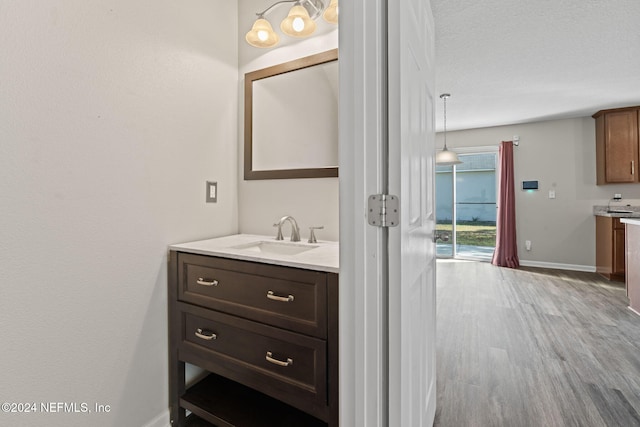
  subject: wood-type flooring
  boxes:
[434,260,640,427]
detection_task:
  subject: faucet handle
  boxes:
[308,226,324,243]
[273,223,284,240]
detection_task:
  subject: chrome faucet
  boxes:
[274,216,301,242]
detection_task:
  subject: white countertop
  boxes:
[169,234,339,273]
[621,218,640,226]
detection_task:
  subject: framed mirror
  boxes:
[244,49,338,180]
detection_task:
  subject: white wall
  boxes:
[237,0,340,241]
[0,1,238,426]
[438,117,640,270]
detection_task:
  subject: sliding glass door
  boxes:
[436,150,498,261]
[435,163,454,257]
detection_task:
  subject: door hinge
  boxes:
[367,194,400,227]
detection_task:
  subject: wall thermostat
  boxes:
[522,180,539,190]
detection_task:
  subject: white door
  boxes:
[387,0,437,425]
[339,0,437,426]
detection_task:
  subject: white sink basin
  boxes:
[230,241,319,256]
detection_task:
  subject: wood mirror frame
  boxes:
[244,49,339,180]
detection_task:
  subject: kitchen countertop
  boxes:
[593,205,640,218]
[169,234,339,273]
[621,218,640,226]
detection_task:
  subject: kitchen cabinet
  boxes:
[596,216,626,281]
[593,106,639,185]
[168,251,339,427]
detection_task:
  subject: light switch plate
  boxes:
[206,181,217,203]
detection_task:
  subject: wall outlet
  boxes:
[525,240,532,251]
[614,193,622,200]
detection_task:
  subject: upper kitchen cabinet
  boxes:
[594,106,639,185]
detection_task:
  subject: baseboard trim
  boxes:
[143,410,170,427]
[519,260,596,273]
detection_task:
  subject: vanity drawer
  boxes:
[177,253,327,338]
[179,303,328,414]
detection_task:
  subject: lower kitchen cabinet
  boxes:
[168,251,339,427]
[596,216,626,281]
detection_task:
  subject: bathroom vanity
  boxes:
[167,234,339,426]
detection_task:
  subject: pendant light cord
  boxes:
[443,95,447,149]
[436,93,462,165]
[440,93,450,150]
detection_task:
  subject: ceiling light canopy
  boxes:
[436,93,462,166]
[245,0,338,49]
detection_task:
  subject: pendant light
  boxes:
[281,3,317,37]
[436,93,462,165]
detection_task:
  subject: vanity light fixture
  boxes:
[436,93,463,166]
[245,0,338,49]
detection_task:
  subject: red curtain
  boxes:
[492,141,520,268]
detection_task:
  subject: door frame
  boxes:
[338,0,389,425]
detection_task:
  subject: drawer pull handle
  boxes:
[267,290,294,302]
[197,278,219,287]
[266,351,293,367]
[195,328,217,341]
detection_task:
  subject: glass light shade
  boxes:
[281,5,316,37]
[436,148,462,165]
[323,0,338,24]
[246,18,279,48]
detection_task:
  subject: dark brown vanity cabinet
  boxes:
[168,252,339,427]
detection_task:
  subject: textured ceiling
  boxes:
[432,0,640,131]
